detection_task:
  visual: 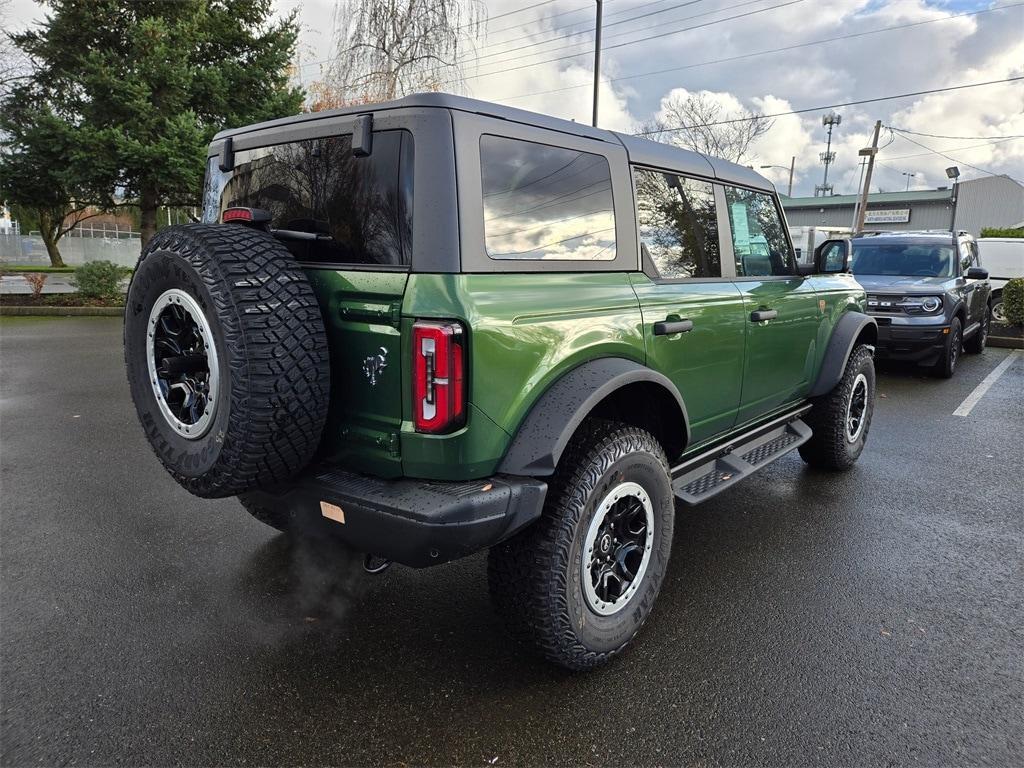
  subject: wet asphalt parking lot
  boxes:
[1,316,1021,767]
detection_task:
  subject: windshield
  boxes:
[851,241,956,278]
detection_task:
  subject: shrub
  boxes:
[24,272,48,298]
[71,261,132,300]
[1002,278,1024,326]
[980,227,1024,238]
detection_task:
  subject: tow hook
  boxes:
[363,554,391,574]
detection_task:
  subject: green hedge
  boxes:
[1003,278,1024,326]
[70,261,133,300]
[980,227,1024,238]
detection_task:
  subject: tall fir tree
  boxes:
[6,0,303,248]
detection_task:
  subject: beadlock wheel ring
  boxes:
[145,288,220,440]
[845,372,869,443]
[581,481,655,616]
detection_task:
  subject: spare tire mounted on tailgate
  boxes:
[124,224,330,498]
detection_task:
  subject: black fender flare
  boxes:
[808,311,878,397]
[498,358,689,476]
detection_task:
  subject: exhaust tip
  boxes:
[363,554,391,574]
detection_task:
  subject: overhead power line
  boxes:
[459,0,707,67]
[449,0,804,85]
[464,0,562,30]
[886,126,1024,141]
[882,137,1021,161]
[495,2,1022,102]
[473,0,679,57]
[480,0,605,40]
[634,77,1024,136]
[390,0,756,83]
[885,131,1021,183]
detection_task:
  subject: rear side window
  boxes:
[723,186,793,277]
[204,130,413,267]
[634,169,720,278]
[479,135,616,261]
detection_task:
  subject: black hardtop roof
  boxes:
[211,92,774,193]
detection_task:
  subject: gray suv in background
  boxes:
[820,231,991,378]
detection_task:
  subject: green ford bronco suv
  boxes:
[124,94,877,669]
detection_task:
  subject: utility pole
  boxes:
[592,0,603,127]
[850,157,867,231]
[855,120,882,233]
[787,155,795,197]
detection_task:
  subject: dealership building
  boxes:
[781,175,1024,236]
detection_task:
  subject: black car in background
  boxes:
[850,230,992,378]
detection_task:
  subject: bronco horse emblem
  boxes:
[362,346,388,386]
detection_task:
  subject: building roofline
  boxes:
[782,189,953,208]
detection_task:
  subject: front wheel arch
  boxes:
[808,311,877,398]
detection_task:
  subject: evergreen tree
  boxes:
[5,0,303,249]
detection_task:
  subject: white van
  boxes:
[977,237,1024,323]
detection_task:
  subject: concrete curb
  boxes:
[989,323,1024,350]
[988,335,1024,350]
[0,305,124,317]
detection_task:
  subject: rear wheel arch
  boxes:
[498,358,689,476]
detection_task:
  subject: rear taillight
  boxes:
[222,207,271,226]
[413,320,466,434]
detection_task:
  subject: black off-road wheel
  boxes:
[488,420,674,671]
[964,305,990,354]
[798,344,875,471]
[124,224,330,498]
[933,316,962,378]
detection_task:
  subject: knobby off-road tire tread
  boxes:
[126,224,329,498]
[798,344,874,471]
[239,495,293,533]
[488,419,671,671]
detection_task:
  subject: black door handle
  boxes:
[750,309,778,322]
[653,318,694,336]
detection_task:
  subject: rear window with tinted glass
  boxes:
[479,135,616,261]
[202,130,413,267]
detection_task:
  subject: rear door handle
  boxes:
[750,309,778,322]
[653,319,694,336]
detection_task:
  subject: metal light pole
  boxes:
[592,0,603,127]
[902,172,916,191]
[759,157,795,197]
[946,166,960,231]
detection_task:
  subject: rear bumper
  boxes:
[245,469,547,568]
[873,320,948,364]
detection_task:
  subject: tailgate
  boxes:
[305,268,409,478]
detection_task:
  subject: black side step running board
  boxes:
[671,407,813,506]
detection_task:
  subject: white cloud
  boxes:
[8,0,1023,194]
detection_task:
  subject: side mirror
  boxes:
[966,266,989,280]
[814,239,852,274]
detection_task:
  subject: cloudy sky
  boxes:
[9,0,1024,196]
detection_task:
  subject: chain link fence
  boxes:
[0,230,141,268]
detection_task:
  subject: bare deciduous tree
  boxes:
[649,91,773,164]
[326,0,482,103]
[0,0,27,97]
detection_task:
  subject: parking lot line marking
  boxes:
[953,350,1022,417]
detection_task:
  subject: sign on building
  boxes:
[864,208,911,223]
